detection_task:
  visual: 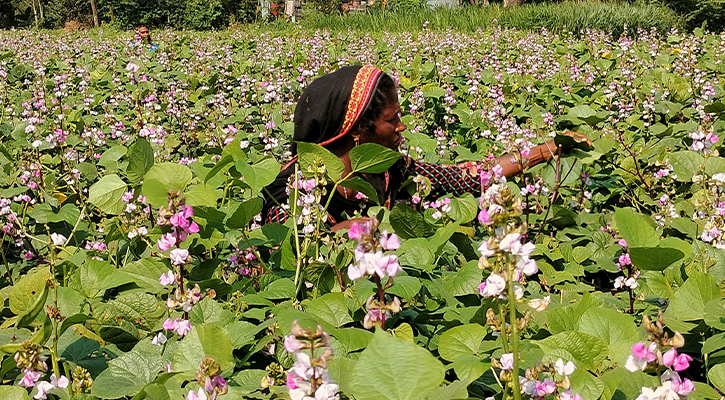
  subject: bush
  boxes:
[655,0,725,32]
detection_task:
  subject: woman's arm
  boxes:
[495,131,592,177]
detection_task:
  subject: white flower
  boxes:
[34,381,54,399]
[555,358,576,376]
[32,140,43,148]
[479,273,506,297]
[50,233,67,246]
[478,240,496,257]
[170,248,189,265]
[712,173,725,183]
[499,232,521,251]
[625,354,648,372]
[151,333,167,346]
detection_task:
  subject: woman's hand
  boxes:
[561,130,593,147]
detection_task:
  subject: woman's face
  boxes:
[362,92,406,150]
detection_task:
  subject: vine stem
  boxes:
[507,257,522,400]
[375,275,386,330]
[292,164,303,298]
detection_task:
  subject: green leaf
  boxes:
[613,208,659,247]
[669,151,703,182]
[306,293,353,328]
[386,276,422,300]
[349,143,401,174]
[390,204,433,239]
[91,342,163,399]
[258,278,295,300]
[546,306,580,334]
[577,308,638,364]
[98,145,128,170]
[442,262,481,297]
[225,198,263,229]
[142,163,193,207]
[629,246,685,271]
[328,358,357,395]
[668,271,719,321]
[447,194,478,223]
[332,327,373,354]
[188,298,235,326]
[88,174,127,215]
[230,369,267,394]
[0,386,30,400]
[350,330,445,400]
[708,365,725,395]
[616,371,660,399]
[438,324,488,362]
[9,267,50,315]
[569,369,604,400]
[397,238,434,266]
[127,139,154,184]
[704,299,725,330]
[172,325,234,374]
[185,184,219,207]
[16,282,48,328]
[533,331,608,370]
[340,176,380,204]
[235,157,281,194]
[424,380,470,400]
[452,354,489,384]
[121,259,170,293]
[227,321,265,349]
[297,142,345,182]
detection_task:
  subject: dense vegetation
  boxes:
[1,26,725,400]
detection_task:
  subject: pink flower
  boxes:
[163,318,178,331]
[157,233,177,251]
[363,308,388,329]
[186,388,207,400]
[632,342,657,362]
[618,239,628,247]
[478,209,491,224]
[286,373,298,390]
[560,390,583,400]
[379,231,401,250]
[672,353,693,372]
[670,374,695,396]
[284,335,304,353]
[169,248,189,265]
[618,253,631,266]
[348,223,363,240]
[534,378,556,396]
[479,273,506,297]
[376,254,402,278]
[19,368,40,387]
[159,270,175,286]
[50,374,68,389]
[175,319,192,336]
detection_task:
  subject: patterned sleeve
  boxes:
[264,204,289,224]
[409,160,483,199]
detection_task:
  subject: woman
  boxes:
[262,65,590,228]
[133,25,159,51]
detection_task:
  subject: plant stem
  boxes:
[292,164,303,297]
[507,258,522,400]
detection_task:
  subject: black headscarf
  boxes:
[263,65,390,222]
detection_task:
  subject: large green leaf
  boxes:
[172,325,234,375]
[0,386,30,400]
[577,308,638,364]
[306,293,353,328]
[339,176,380,204]
[452,354,489,384]
[669,151,703,182]
[88,174,127,215]
[447,194,478,223]
[127,139,154,183]
[668,271,719,321]
[349,143,401,174]
[350,330,445,400]
[629,246,685,271]
[235,157,281,194]
[442,262,481,297]
[9,267,50,315]
[438,324,488,362]
[91,341,164,399]
[386,276,422,300]
[709,364,725,394]
[569,369,604,400]
[297,142,345,182]
[533,331,608,370]
[613,208,659,247]
[121,259,170,293]
[142,163,193,207]
[390,204,433,239]
[225,198,263,229]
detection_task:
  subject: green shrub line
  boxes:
[286,2,684,36]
